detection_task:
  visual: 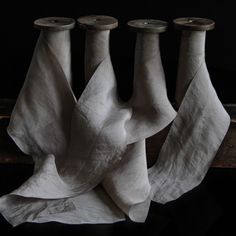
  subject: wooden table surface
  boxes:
[0,99,235,167]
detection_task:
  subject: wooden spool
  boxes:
[34,17,75,31]
[173,17,215,31]
[77,15,118,31]
[127,19,168,33]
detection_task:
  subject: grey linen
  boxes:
[148,31,230,203]
[0,26,229,226]
[0,29,126,225]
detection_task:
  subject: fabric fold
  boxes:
[103,141,151,222]
[149,30,230,204]
[0,20,228,227]
[0,26,126,225]
[0,186,124,226]
[7,32,76,159]
[126,32,176,143]
[1,25,176,225]
[10,56,129,199]
[102,32,176,222]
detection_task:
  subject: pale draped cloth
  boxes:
[148,31,230,203]
[0,28,229,226]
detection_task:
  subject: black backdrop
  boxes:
[0,1,236,235]
[0,0,235,103]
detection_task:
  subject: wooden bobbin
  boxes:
[127,19,168,33]
[77,15,118,31]
[173,17,215,31]
[34,17,75,31]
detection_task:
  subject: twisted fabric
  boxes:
[0,29,126,225]
[0,24,229,226]
[148,30,230,203]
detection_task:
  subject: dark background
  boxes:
[0,0,235,235]
[0,0,235,103]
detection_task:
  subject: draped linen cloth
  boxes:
[0,30,125,225]
[0,27,229,226]
[148,31,230,203]
[102,32,176,222]
[0,28,176,225]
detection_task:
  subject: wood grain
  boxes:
[127,19,168,33]
[34,17,75,31]
[77,15,118,31]
[173,17,215,31]
[0,99,235,168]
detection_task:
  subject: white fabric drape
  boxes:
[0,24,229,227]
[148,30,230,203]
[103,32,176,222]
[0,29,126,226]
